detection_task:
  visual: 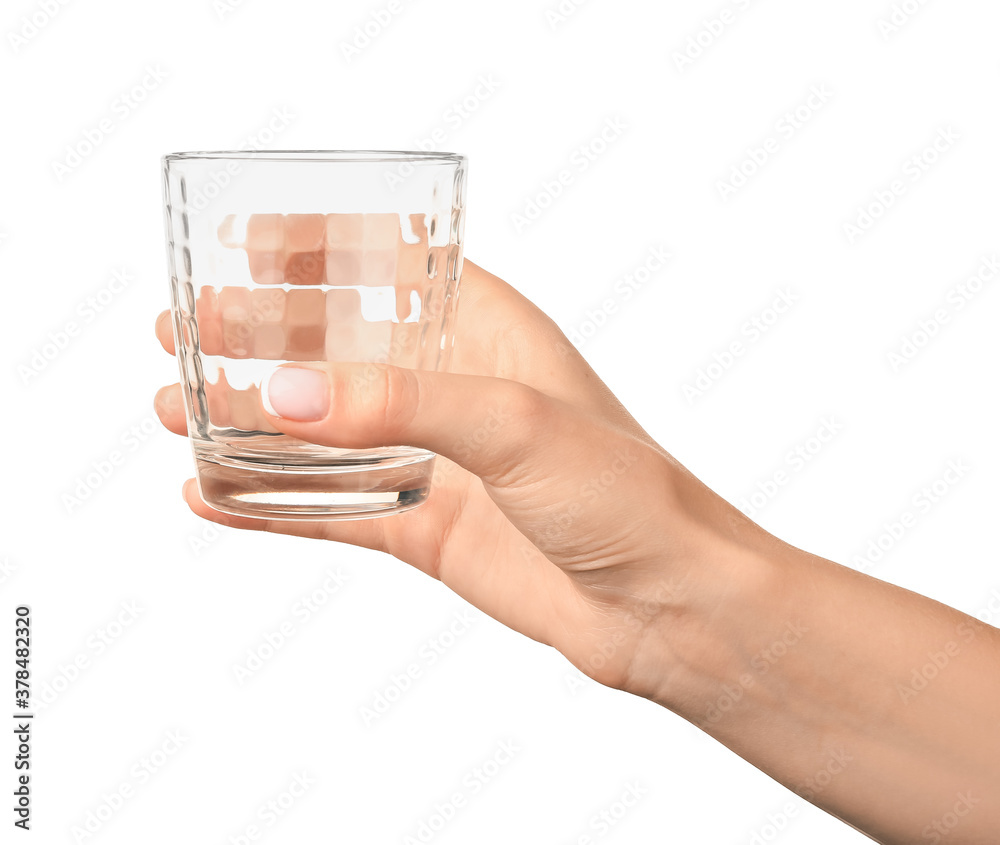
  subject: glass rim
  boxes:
[162,149,466,164]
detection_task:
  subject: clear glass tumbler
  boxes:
[161,150,467,520]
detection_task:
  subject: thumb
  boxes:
[258,360,665,576]
[259,361,567,488]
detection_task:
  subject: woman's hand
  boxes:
[155,259,1000,843]
[154,259,750,697]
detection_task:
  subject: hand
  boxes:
[155,260,1000,843]
[154,259,749,695]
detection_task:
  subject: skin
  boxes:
[155,260,1000,844]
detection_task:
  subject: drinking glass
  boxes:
[161,150,467,519]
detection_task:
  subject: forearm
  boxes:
[631,503,1000,844]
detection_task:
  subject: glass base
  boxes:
[193,448,435,520]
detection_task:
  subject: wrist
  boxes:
[617,488,787,715]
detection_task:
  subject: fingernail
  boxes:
[261,367,329,421]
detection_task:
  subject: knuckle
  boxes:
[378,364,420,443]
[500,380,550,434]
[480,381,554,485]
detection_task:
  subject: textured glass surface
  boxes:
[162,152,466,519]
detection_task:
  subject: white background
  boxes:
[2,0,999,843]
